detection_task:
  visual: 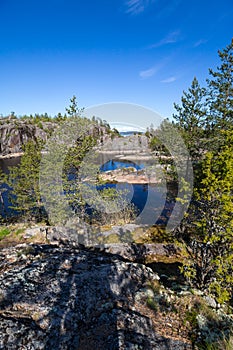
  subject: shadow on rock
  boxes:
[0,243,191,349]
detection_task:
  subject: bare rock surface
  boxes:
[98,242,182,263]
[98,134,149,154]
[100,167,162,184]
[0,119,110,158]
[0,121,54,157]
[0,243,192,349]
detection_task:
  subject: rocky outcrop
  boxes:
[98,134,149,155]
[0,120,54,157]
[100,167,162,184]
[0,119,112,158]
[0,243,192,349]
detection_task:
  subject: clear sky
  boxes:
[0,0,233,126]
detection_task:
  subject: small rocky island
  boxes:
[100,167,162,184]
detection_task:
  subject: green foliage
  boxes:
[0,227,11,240]
[173,77,207,160]
[173,40,233,155]
[144,225,174,243]
[65,95,84,117]
[181,130,233,302]
[149,135,164,152]
[184,308,199,329]
[19,113,54,124]
[1,96,122,226]
[7,140,44,222]
[207,39,233,132]
[39,115,95,225]
[173,41,233,304]
[182,296,228,347]
[39,100,133,226]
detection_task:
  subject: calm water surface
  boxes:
[0,157,175,225]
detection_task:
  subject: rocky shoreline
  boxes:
[0,152,24,160]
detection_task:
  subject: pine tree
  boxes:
[7,140,45,222]
[181,130,233,302]
[65,95,84,117]
[206,39,233,131]
[172,41,233,303]
[173,77,207,160]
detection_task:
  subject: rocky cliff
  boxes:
[0,120,54,157]
[0,118,111,158]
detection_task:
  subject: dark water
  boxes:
[0,157,175,225]
[99,160,175,225]
[0,157,21,218]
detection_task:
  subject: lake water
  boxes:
[0,157,21,218]
[99,159,175,225]
[100,159,144,171]
[0,157,175,225]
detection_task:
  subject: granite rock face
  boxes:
[0,243,192,349]
[0,120,54,156]
[0,119,109,158]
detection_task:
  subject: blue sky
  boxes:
[0,0,233,127]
